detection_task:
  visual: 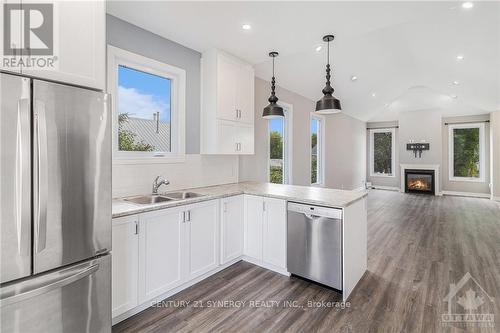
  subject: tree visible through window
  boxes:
[117,65,171,152]
[311,117,322,184]
[269,117,284,184]
[370,128,394,176]
[451,125,482,179]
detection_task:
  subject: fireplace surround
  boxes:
[405,169,435,195]
[400,164,440,196]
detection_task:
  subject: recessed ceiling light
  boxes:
[462,2,474,9]
[371,92,376,97]
[315,45,322,52]
[453,80,460,85]
[242,24,251,30]
[351,75,358,81]
[456,54,464,61]
[451,95,458,99]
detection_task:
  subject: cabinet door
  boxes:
[0,0,22,74]
[216,54,239,121]
[21,0,105,89]
[237,124,254,154]
[138,208,184,303]
[186,200,219,280]
[263,198,287,269]
[216,120,238,154]
[112,216,139,318]
[237,65,255,124]
[244,195,263,260]
[221,196,244,264]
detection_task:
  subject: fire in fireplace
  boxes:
[405,169,435,195]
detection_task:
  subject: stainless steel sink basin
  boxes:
[163,191,205,200]
[124,195,174,205]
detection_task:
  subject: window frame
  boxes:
[369,128,396,178]
[448,123,485,182]
[267,102,293,184]
[310,113,325,186]
[107,45,186,164]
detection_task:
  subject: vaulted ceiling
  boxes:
[107,1,500,122]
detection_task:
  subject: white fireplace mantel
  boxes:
[400,164,441,195]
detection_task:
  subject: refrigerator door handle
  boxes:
[34,100,48,253]
[16,99,31,256]
[0,263,99,307]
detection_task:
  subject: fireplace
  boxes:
[405,169,435,195]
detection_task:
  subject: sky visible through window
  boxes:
[118,65,171,122]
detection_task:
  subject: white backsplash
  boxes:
[112,155,239,197]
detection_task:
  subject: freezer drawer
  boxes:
[0,254,111,333]
[287,203,342,290]
[33,79,111,274]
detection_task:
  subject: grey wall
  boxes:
[107,14,201,154]
[441,114,491,195]
[240,77,366,190]
[366,121,400,189]
[491,111,500,200]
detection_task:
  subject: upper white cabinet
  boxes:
[201,49,255,154]
[221,195,244,264]
[244,195,287,271]
[3,0,105,89]
[111,215,139,318]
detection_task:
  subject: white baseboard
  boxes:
[442,190,491,199]
[491,196,500,202]
[370,185,400,192]
[112,257,243,325]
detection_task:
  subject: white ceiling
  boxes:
[107,1,500,122]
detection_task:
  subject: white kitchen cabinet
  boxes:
[138,207,185,303]
[111,215,139,318]
[185,200,219,280]
[221,195,244,264]
[244,195,287,271]
[244,195,264,260]
[18,0,105,89]
[262,197,287,269]
[201,48,254,154]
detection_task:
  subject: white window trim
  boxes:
[310,113,325,186]
[107,45,186,164]
[448,123,485,182]
[369,128,396,178]
[267,102,293,184]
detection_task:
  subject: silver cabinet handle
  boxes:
[0,263,99,307]
[34,100,48,253]
[16,98,31,256]
[186,210,191,222]
[223,202,228,213]
[134,221,139,235]
[181,211,186,223]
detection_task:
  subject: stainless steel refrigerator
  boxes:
[0,72,111,332]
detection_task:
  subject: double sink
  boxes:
[124,191,205,205]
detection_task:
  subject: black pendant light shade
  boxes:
[263,51,284,119]
[316,35,342,114]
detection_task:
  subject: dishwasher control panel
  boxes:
[287,202,342,219]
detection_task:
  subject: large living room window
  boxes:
[448,123,485,182]
[108,46,186,161]
[370,128,395,177]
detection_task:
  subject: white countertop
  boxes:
[112,182,368,218]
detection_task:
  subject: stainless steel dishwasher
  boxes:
[287,202,342,290]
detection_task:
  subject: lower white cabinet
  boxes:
[185,200,219,280]
[220,195,244,264]
[111,215,139,318]
[244,195,287,270]
[138,207,185,303]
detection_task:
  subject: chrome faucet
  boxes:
[152,176,170,194]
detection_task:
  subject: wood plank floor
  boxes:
[113,191,500,333]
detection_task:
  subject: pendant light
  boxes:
[316,35,342,114]
[262,51,284,119]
